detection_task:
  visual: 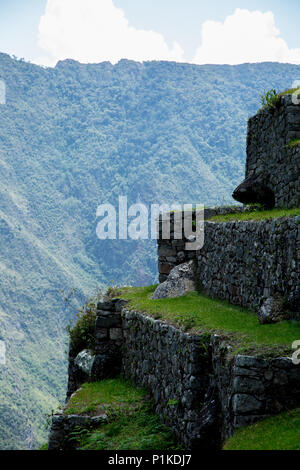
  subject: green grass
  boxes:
[64,379,181,451]
[65,378,145,416]
[208,207,300,223]
[223,408,300,450]
[278,88,300,97]
[259,87,300,111]
[288,139,300,148]
[120,286,300,355]
[40,443,48,450]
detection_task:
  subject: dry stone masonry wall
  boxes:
[233,95,300,208]
[196,217,300,315]
[157,207,245,283]
[52,301,300,450]
[158,212,300,317]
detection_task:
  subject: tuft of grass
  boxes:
[120,286,300,355]
[259,87,300,111]
[223,408,300,450]
[68,284,122,357]
[208,207,300,223]
[64,378,181,451]
[288,139,300,148]
[67,300,97,357]
[260,89,280,110]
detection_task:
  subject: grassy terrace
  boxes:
[120,286,300,356]
[224,408,300,450]
[64,378,181,451]
[208,207,300,223]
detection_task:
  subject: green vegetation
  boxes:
[278,87,300,97]
[1,53,300,448]
[40,443,48,450]
[65,378,181,450]
[65,378,145,416]
[120,286,300,355]
[68,285,122,356]
[260,89,280,109]
[223,408,300,450]
[68,299,97,357]
[260,87,300,111]
[209,207,300,222]
[288,139,300,148]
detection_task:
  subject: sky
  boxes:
[0,0,300,67]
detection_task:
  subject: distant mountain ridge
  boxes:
[0,53,300,448]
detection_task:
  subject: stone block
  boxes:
[109,328,123,341]
[232,393,264,415]
[96,313,122,329]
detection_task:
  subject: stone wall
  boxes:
[196,217,300,314]
[51,300,300,450]
[121,309,216,449]
[234,95,300,208]
[158,212,300,316]
[157,206,244,283]
[67,298,126,399]
[121,311,300,447]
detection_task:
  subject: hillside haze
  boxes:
[0,53,300,448]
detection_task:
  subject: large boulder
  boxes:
[258,294,290,324]
[151,261,196,300]
[232,175,275,209]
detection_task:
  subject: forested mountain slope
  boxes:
[0,53,299,448]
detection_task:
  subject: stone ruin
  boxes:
[233,93,300,208]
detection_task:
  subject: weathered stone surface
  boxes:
[232,175,275,208]
[91,342,122,380]
[240,95,300,209]
[194,217,300,317]
[232,394,264,415]
[151,261,196,299]
[61,302,300,451]
[158,262,173,275]
[157,206,243,285]
[121,310,300,448]
[258,294,289,324]
[286,288,300,318]
[235,355,268,369]
[157,208,300,320]
[74,349,94,376]
[48,414,108,450]
[95,312,122,329]
[109,328,123,341]
[122,309,212,449]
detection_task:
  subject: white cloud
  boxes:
[193,8,300,65]
[35,0,184,66]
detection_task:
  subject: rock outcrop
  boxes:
[232,175,275,209]
[258,294,290,324]
[152,261,196,299]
